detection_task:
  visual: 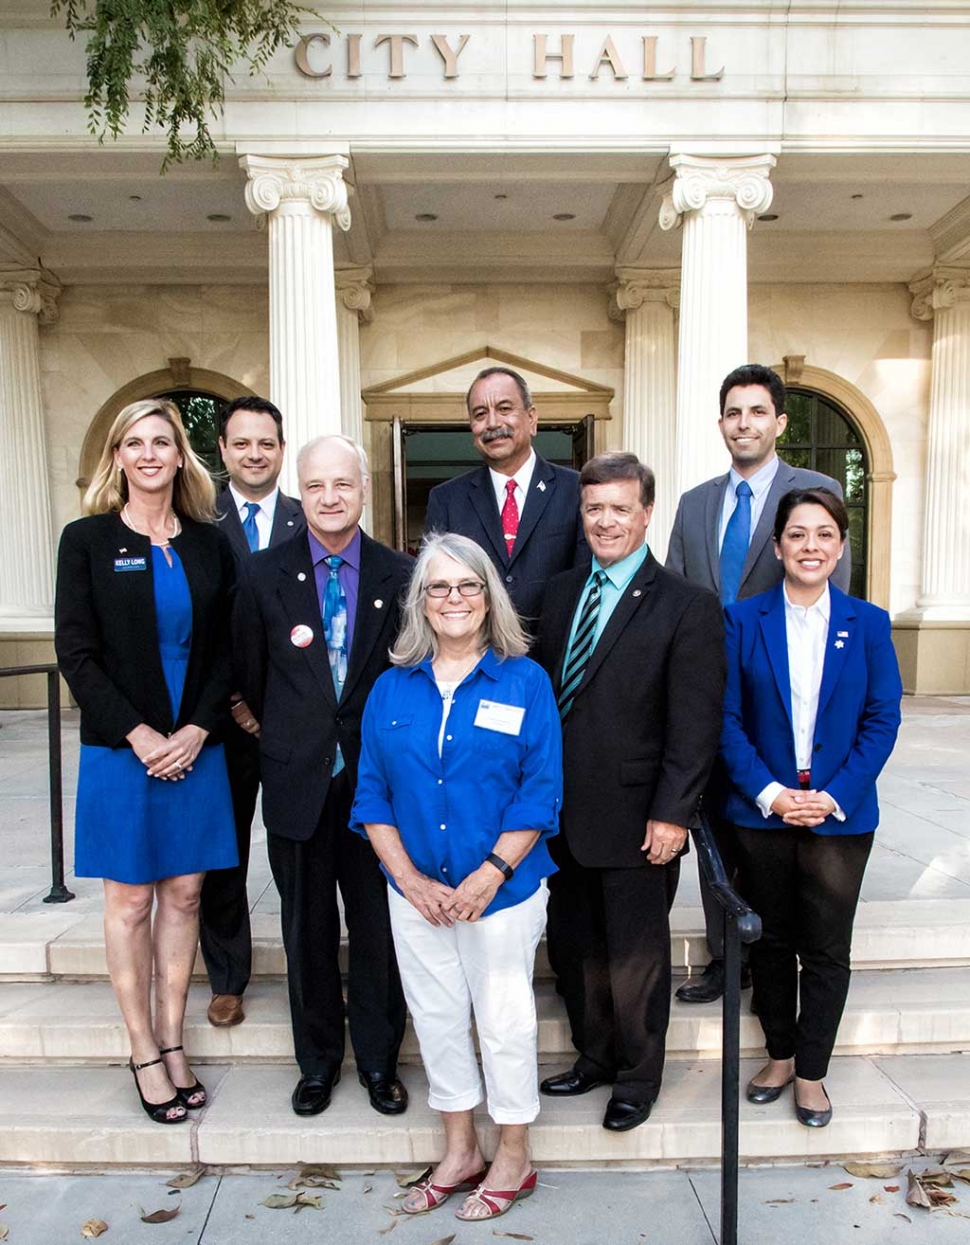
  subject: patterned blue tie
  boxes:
[242,501,260,553]
[719,480,753,606]
[323,555,348,775]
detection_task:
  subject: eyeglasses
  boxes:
[424,580,486,598]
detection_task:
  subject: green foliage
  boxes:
[51,1,316,168]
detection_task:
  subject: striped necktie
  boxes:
[558,570,607,722]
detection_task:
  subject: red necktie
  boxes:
[501,479,520,557]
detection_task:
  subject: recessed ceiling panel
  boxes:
[381,181,618,231]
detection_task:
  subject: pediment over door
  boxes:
[361,345,614,422]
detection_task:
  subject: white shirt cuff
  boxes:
[756,782,784,818]
[821,792,846,821]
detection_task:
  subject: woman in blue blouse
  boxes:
[352,532,561,1223]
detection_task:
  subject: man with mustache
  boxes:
[666,363,851,1005]
[424,367,588,630]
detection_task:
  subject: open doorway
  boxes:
[391,417,595,552]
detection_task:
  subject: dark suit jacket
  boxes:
[55,512,235,748]
[424,454,588,627]
[719,583,902,835]
[215,486,305,565]
[666,460,852,599]
[534,553,726,868]
[235,529,411,842]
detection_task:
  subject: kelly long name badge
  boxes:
[114,556,147,572]
[474,699,525,737]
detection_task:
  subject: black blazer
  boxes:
[534,553,726,869]
[424,453,588,628]
[214,486,305,565]
[55,512,236,748]
[235,529,411,842]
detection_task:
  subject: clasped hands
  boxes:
[770,788,837,827]
[127,723,208,781]
[401,863,503,928]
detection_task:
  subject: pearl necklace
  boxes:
[121,504,181,546]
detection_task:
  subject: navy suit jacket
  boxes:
[719,583,902,835]
[424,454,588,628]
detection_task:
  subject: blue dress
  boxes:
[74,546,238,884]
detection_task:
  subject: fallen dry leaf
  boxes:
[293,1193,323,1214]
[843,1162,902,1179]
[950,1170,970,1185]
[377,1222,397,1237]
[906,1171,933,1210]
[940,1210,970,1220]
[301,1163,342,1181]
[362,1183,373,1195]
[139,1203,180,1224]
[894,1213,911,1223]
[926,1187,958,1208]
[828,1182,853,1191]
[918,1168,954,1187]
[395,1165,433,1188]
[869,1194,884,1205]
[884,1185,900,1193]
[492,1233,534,1240]
[244,1214,255,1220]
[0,1227,9,1242]
[428,1237,456,1245]
[166,1170,205,1189]
[80,1222,108,1239]
[261,1193,299,1210]
[764,1199,795,1204]
[943,1151,970,1165]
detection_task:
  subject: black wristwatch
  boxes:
[485,852,514,882]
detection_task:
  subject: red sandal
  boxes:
[402,1165,489,1214]
[455,1169,538,1221]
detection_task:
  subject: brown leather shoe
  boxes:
[207,994,244,1027]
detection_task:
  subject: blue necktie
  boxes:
[719,480,753,606]
[323,555,348,775]
[242,502,260,554]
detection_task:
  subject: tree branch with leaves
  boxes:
[52,0,318,168]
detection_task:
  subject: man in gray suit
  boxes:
[666,363,851,1003]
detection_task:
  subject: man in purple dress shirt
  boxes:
[235,436,412,1118]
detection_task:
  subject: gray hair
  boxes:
[391,532,530,666]
[296,434,370,483]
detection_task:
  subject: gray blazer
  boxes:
[665,460,852,599]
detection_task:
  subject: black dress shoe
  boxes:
[540,1068,608,1096]
[794,1084,832,1128]
[291,1069,340,1116]
[603,1097,654,1131]
[675,959,753,1004]
[358,1070,409,1115]
[746,1074,794,1104]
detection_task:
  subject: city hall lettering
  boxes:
[294,32,724,82]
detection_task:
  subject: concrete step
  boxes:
[3,1052,963,1169]
[4,898,970,981]
[1,968,969,1066]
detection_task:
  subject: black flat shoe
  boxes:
[129,1056,188,1125]
[676,960,753,1004]
[746,1074,794,1104]
[159,1044,207,1109]
[794,1083,832,1128]
[292,1069,341,1116]
[603,1097,654,1131]
[358,1070,409,1115]
[540,1068,609,1096]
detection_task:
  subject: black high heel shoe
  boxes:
[129,1056,188,1124]
[159,1044,207,1109]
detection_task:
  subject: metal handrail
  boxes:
[0,664,74,904]
[690,807,762,1245]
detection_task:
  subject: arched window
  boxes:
[157,389,223,477]
[778,389,868,600]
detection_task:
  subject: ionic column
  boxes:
[608,269,679,559]
[335,266,375,530]
[0,269,59,622]
[660,153,775,497]
[909,269,970,616]
[241,153,351,492]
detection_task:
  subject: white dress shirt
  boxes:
[489,448,537,518]
[718,455,780,552]
[228,483,279,552]
[756,582,844,820]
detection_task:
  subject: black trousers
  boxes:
[733,824,873,1081]
[547,832,680,1105]
[266,770,407,1078]
[199,727,258,996]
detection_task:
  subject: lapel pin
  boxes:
[835,640,845,649]
[287,519,294,527]
[119,547,127,553]
[297,571,307,582]
[837,630,849,637]
[537,480,546,492]
[374,599,384,609]
[632,589,642,598]
[290,624,314,648]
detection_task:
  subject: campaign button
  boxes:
[290,624,314,648]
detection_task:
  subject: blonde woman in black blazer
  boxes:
[55,399,237,1125]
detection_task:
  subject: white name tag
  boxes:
[474,699,525,737]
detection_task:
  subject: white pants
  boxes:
[388,882,548,1125]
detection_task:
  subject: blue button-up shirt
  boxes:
[351,648,561,917]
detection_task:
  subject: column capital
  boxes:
[335,265,375,325]
[659,153,775,232]
[909,266,970,322]
[240,154,352,232]
[608,268,680,322]
[0,267,62,325]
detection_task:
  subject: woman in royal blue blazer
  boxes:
[719,487,902,1128]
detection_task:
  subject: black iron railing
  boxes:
[690,808,762,1245]
[0,664,74,904]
